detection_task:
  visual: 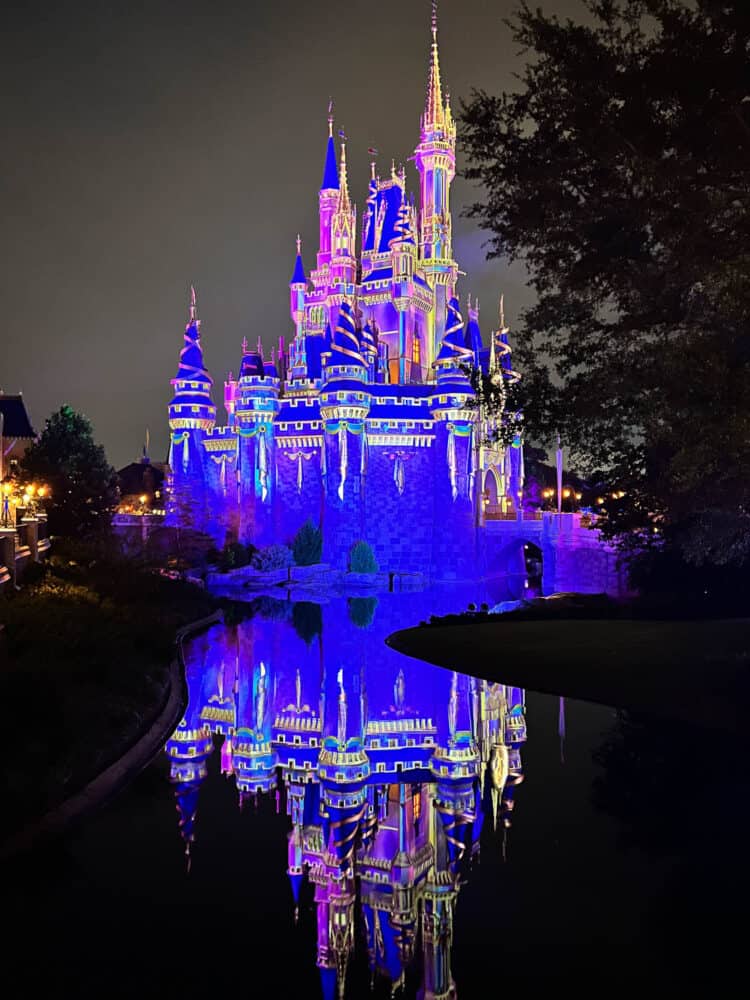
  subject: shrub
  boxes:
[348,596,378,629]
[292,519,323,566]
[349,540,378,574]
[251,544,293,572]
[217,541,255,572]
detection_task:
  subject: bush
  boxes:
[348,596,378,629]
[216,541,255,572]
[292,519,323,566]
[349,540,378,574]
[251,544,293,572]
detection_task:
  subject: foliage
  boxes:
[216,541,255,572]
[251,543,293,572]
[349,539,378,574]
[1,535,217,833]
[460,1,750,567]
[21,405,118,538]
[293,601,323,644]
[348,596,378,629]
[292,518,323,566]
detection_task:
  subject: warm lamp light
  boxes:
[2,483,10,495]
[562,488,571,499]
[139,494,148,504]
[575,492,582,500]
[596,497,605,505]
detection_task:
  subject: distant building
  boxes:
[0,393,36,480]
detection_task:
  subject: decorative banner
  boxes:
[287,451,314,494]
[169,431,190,471]
[394,456,405,495]
[338,423,348,501]
[258,429,269,502]
[447,429,457,502]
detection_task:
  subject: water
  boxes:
[3,585,748,996]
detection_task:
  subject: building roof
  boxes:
[0,394,35,438]
[321,134,339,191]
[117,460,165,497]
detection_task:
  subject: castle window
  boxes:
[191,405,200,413]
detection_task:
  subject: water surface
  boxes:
[3,585,747,996]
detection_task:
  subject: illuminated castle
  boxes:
[166,8,523,576]
[165,590,527,998]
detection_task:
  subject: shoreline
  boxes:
[0,610,222,862]
[386,616,750,736]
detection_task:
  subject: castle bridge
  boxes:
[482,512,630,599]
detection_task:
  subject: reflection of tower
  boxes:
[431,671,480,867]
[234,659,278,800]
[419,875,458,1000]
[165,718,213,871]
[316,874,356,1000]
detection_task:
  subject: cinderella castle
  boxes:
[167,7,524,577]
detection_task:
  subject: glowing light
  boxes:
[139,494,148,504]
[562,488,571,499]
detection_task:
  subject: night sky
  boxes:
[3,0,587,468]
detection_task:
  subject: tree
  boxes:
[21,405,118,537]
[460,0,750,567]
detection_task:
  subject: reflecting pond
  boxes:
[3,585,749,996]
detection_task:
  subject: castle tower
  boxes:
[317,108,339,272]
[234,337,281,544]
[166,287,216,531]
[288,236,309,381]
[415,3,458,362]
[320,300,372,567]
[329,140,357,292]
[429,297,479,576]
[391,187,419,383]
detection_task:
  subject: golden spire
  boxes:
[337,140,351,213]
[423,1,445,130]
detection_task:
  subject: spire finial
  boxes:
[296,233,301,255]
[242,336,248,354]
[189,284,197,323]
[499,293,507,332]
[328,98,334,138]
[257,336,263,358]
[424,0,445,129]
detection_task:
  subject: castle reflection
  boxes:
[165,591,526,999]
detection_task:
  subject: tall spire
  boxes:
[321,101,339,191]
[189,284,198,325]
[423,1,445,130]
[337,139,351,213]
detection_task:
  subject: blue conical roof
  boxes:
[322,135,339,191]
[290,251,306,286]
[464,313,483,357]
[175,319,212,385]
[436,298,473,365]
[363,176,378,252]
[331,302,365,367]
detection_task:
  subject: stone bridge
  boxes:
[482,512,630,599]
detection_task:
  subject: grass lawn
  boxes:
[387,616,750,734]
[0,551,218,838]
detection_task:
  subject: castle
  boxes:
[167,8,523,577]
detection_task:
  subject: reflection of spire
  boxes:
[559,695,566,765]
[448,671,458,742]
[337,668,347,746]
[394,669,405,713]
